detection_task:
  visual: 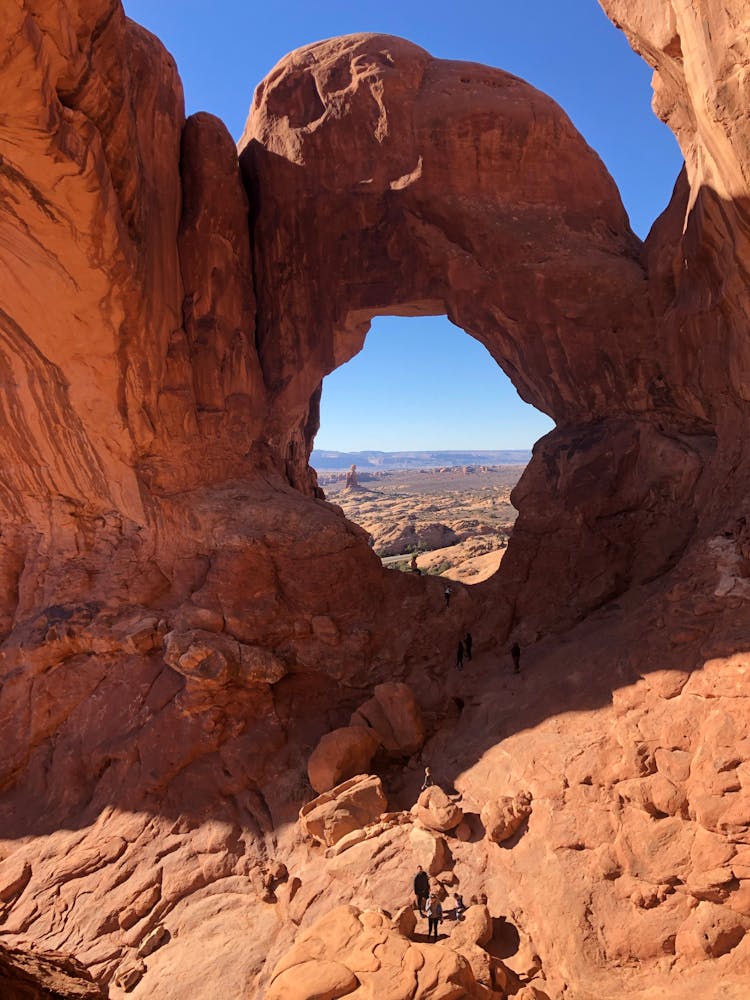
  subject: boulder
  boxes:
[481,792,532,844]
[307,727,381,794]
[455,820,472,842]
[675,901,750,960]
[350,681,425,756]
[415,786,464,832]
[449,905,493,949]
[409,825,451,876]
[300,774,387,847]
[266,959,358,1000]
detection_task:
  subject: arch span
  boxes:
[240,33,712,635]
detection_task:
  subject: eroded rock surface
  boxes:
[0,942,106,999]
[1,2,750,999]
[265,904,505,1000]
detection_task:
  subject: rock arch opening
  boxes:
[240,32,712,637]
[312,313,553,584]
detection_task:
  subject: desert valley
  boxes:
[2,2,750,999]
[317,455,524,584]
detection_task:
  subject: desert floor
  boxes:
[318,465,523,584]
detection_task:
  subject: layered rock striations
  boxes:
[1,1,750,997]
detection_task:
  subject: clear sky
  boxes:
[124,0,683,451]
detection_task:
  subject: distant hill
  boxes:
[310,449,532,470]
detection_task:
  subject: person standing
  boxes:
[444,585,453,607]
[511,641,521,673]
[413,866,430,916]
[421,766,434,791]
[426,893,443,939]
[464,632,473,661]
[455,639,464,671]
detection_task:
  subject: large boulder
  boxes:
[307,727,381,793]
[449,905,493,949]
[350,681,425,756]
[675,901,750,960]
[409,825,451,876]
[299,774,387,847]
[415,786,464,832]
[481,792,532,844]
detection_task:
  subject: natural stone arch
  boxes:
[239,33,712,633]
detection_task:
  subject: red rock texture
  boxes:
[264,903,513,1000]
[0,943,106,999]
[2,2,750,998]
[299,774,388,847]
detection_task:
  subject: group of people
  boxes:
[412,866,466,940]
[453,632,521,673]
[444,578,522,674]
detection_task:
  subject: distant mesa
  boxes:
[311,449,532,470]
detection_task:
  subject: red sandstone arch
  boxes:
[3,6,750,997]
[237,34,712,633]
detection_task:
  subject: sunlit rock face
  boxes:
[1,2,750,998]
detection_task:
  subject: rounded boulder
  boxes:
[307,726,381,794]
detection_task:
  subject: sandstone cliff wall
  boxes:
[1,2,750,997]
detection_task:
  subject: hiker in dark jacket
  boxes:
[511,641,521,673]
[413,866,430,916]
[464,632,473,661]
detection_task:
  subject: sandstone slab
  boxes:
[299,774,387,847]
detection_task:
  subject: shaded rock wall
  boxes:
[601,0,750,517]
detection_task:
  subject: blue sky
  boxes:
[124,0,683,451]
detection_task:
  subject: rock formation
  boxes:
[1,1,750,997]
[299,774,388,847]
[0,943,106,999]
[344,463,360,489]
[414,786,464,833]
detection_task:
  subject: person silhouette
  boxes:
[511,641,521,673]
[413,866,430,916]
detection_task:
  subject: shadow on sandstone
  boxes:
[0,540,738,844]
